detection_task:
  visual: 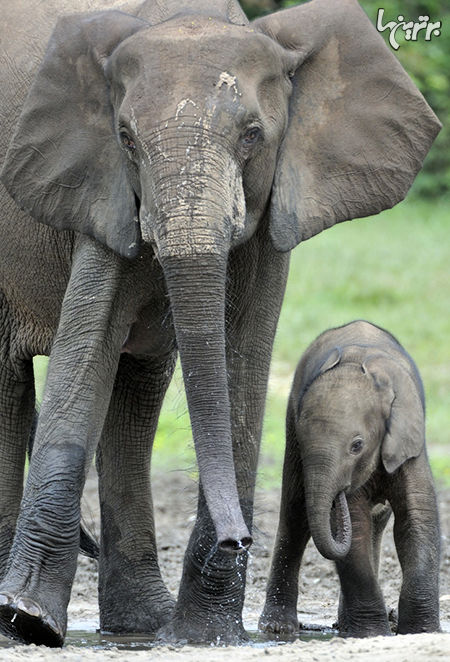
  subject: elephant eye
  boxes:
[350,438,364,454]
[120,131,136,151]
[242,126,262,147]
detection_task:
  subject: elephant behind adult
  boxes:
[0,0,440,648]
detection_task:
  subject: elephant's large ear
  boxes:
[253,0,441,252]
[0,11,146,258]
[363,356,425,474]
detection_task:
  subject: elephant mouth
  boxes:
[330,490,352,556]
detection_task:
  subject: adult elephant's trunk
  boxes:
[140,128,250,551]
[160,251,251,553]
[303,460,352,561]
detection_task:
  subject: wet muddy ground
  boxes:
[0,467,448,660]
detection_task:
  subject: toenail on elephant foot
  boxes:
[260,620,298,635]
[258,619,299,635]
[0,594,64,647]
[258,606,300,635]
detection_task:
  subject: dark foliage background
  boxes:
[241,0,449,198]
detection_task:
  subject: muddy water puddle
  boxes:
[66,628,336,650]
[0,624,336,651]
[1,622,449,651]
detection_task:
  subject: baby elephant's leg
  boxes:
[371,502,392,576]
[389,454,440,634]
[259,413,310,634]
[336,494,390,637]
[371,502,398,629]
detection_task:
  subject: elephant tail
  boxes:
[28,411,100,560]
[79,523,100,560]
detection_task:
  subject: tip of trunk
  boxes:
[218,535,253,554]
[215,517,253,555]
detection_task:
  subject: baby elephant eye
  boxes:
[350,438,364,454]
[242,127,261,147]
[120,132,136,151]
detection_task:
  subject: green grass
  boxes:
[32,198,450,488]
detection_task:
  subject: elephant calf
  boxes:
[260,320,440,638]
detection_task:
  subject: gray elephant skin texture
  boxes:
[0,0,441,648]
[260,320,441,638]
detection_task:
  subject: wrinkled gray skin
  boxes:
[260,321,441,638]
[0,0,440,648]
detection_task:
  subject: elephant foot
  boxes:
[99,592,175,635]
[396,616,441,635]
[159,529,250,644]
[338,619,391,638]
[0,593,64,647]
[342,627,391,638]
[258,604,299,635]
[337,599,391,638]
[157,607,248,645]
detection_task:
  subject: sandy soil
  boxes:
[0,467,448,660]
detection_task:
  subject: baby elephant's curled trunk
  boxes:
[306,487,352,561]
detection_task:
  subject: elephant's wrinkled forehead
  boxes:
[301,366,381,427]
[109,16,289,126]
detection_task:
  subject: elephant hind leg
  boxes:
[97,351,177,635]
[0,320,35,578]
[371,501,392,578]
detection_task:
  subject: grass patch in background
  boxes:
[32,198,450,489]
[263,198,450,488]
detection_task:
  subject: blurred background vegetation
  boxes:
[34,0,449,488]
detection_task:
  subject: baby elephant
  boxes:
[260,320,440,638]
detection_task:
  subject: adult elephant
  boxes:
[0,0,440,648]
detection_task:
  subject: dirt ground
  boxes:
[0,467,448,661]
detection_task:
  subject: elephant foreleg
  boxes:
[335,493,390,637]
[259,406,309,635]
[389,453,441,634]
[96,350,177,634]
[158,232,290,644]
[0,239,131,647]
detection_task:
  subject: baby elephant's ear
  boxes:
[1,11,146,258]
[317,347,341,376]
[254,0,441,252]
[364,357,425,474]
[294,346,341,418]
